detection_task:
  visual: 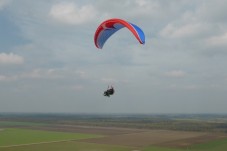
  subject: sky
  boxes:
[0,0,227,114]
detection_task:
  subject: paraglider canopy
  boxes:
[94,18,145,49]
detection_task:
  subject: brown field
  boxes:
[28,125,227,148]
[29,125,145,135]
[80,130,207,147]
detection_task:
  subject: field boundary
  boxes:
[0,139,76,148]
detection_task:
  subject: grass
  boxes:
[143,146,184,151]
[1,141,134,151]
[190,138,227,151]
[143,138,227,151]
[0,128,135,151]
[0,128,102,146]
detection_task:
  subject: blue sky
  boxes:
[1,0,227,114]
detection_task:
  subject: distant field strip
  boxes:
[143,138,227,151]
[81,130,207,147]
[1,141,135,151]
[0,139,76,148]
[0,128,102,147]
[0,121,48,127]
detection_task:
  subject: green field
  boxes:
[143,138,227,151]
[0,128,102,146]
[0,128,134,151]
[143,146,184,151]
[190,138,227,151]
[1,128,227,151]
[2,137,227,151]
[1,142,134,151]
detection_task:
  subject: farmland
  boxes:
[0,128,102,146]
[0,113,227,151]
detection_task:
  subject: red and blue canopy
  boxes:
[94,18,145,49]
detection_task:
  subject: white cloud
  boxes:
[160,23,207,39]
[0,75,17,81]
[0,53,24,65]
[0,69,60,82]
[135,0,148,7]
[168,84,200,90]
[49,2,97,25]
[101,78,118,84]
[71,85,84,91]
[195,1,227,23]
[165,70,187,78]
[20,68,58,79]
[0,0,10,10]
[0,68,88,82]
[19,68,84,80]
[207,32,227,46]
